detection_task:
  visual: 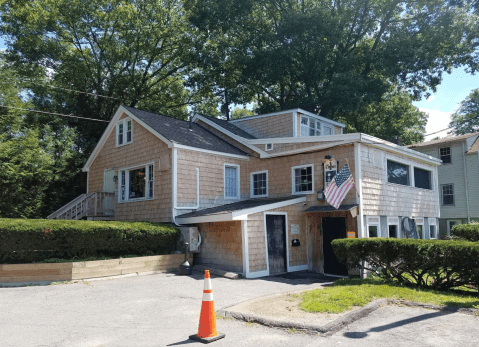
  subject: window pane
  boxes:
[442,185,454,205]
[225,166,238,198]
[324,126,332,135]
[129,168,146,199]
[301,116,308,125]
[300,126,309,137]
[430,225,436,239]
[417,225,423,239]
[387,160,409,186]
[440,147,451,164]
[369,226,378,238]
[253,172,267,196]
[294,166,312,192]
[388,225,397,238]
[118,123,124,145]
[309,127,315,136]
[414,167,431,189]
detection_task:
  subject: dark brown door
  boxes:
[323,217,348,276]
[266,215,286,275]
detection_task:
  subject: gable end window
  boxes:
[441,184,454,205]
[251,171,268,197]
[116,118,132,147]
[439,147,451,164]
[387,160,409,186]
[292,164,314,194]
[224,164,240,199]
[118,163,154,202]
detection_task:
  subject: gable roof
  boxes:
[82,105,248,172]
[407,132,479,149]
[122,106,248,156]
[196,114,257,139]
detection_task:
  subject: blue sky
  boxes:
[1,36,476,140]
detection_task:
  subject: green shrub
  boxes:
[451,223,479,242]
[0,218,180,263]
[332,238,479,291]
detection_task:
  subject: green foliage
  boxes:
[188,0,479,120]
[452,223,479,242]
[339,88,427,145]
[332,238,479,291]
[300,278,479,314]
[230,107,254,120]
[0,219,180,263]
[449,89,479,135]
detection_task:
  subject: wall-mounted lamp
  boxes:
[113,175,118,183]
[317,189,325,201]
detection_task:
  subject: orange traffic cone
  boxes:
[189,270,226,344]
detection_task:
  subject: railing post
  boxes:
[94,192,98,217]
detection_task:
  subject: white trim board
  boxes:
[246,270,270,279]
[174,143,250,160]
[246,133,359,145]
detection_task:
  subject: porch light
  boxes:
[113,175,118,183]
[317,189,324,201]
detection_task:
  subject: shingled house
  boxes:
[48,105,441,278]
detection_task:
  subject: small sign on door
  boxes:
[347,231,356,238]
[291,224,300,234]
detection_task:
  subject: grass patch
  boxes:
[300,278,479,314]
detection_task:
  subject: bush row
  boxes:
[451,223,479,242]
[332,238,479,291]
[0,218,180,263]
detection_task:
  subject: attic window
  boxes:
[265,143,273,151]
[116,118,132,146]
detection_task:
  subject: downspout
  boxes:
[354,140,364,238]
[462,141,471,223]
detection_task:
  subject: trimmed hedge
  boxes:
[451,223,479,242]
[332,238,479,291]
[0,218,180,263]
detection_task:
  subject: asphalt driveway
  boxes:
[0,272,478,347]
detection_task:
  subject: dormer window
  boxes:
[301,116,321,136]
[116,118,132,146]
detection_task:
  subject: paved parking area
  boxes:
[0,272,478,347]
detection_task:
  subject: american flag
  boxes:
[324,163,354,209]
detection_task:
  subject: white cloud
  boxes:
[419,108,452,140]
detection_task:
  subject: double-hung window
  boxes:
[251,170,268,197]
[118,163,154,202]
[429,218,437,239]
[116,118,132,146]
[292,164,314,194]
[439,147,451,164]
[415,218,424,239]
[224,164,240,199]
[441,184,454,205]
[367,216,380,238]
[388,217,399,238]
[414,168,431,190]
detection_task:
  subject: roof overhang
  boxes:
[82,105,174,172]
[175,196,307,224]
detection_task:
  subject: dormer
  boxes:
[229,109,345,139]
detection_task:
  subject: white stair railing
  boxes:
[47,192,116,220]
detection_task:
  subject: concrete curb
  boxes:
[193,265,240,279]
[388,299,479,316]
[217,297,387,335]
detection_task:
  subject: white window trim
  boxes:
[265,143,273,151]
[323,125,334,136]
[439,146,452,165]
[447,219,461,236]
[429,217,438,239]
[291,164,315,195]
[415,218,425,239]
[366,216,381,238]
[300,115,322,137]
[387,217,399,238]
[116,118,133,147]
[250,170,268,198]
[224,163,240,200]
[118,161,154,203]
[385,155,435,191]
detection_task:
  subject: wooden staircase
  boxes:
[47,192,115,220]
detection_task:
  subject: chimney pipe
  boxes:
[189,115,193,131]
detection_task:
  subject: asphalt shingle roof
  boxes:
[197,114,257,139]
[176,196,303,218]
[123,106,248,156]
[407,132,479,149]
[303,204,358,213]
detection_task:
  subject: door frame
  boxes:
[103,168,116,193]
[322,216,348,278]
[263,212,290,276]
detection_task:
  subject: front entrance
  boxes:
[266,214,287,275]
[322,217,348,276]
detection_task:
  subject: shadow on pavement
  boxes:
[260,271,338,285]
[343,310,454,339]
[166,339,197,346]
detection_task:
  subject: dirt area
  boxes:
[228,289,361,326]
